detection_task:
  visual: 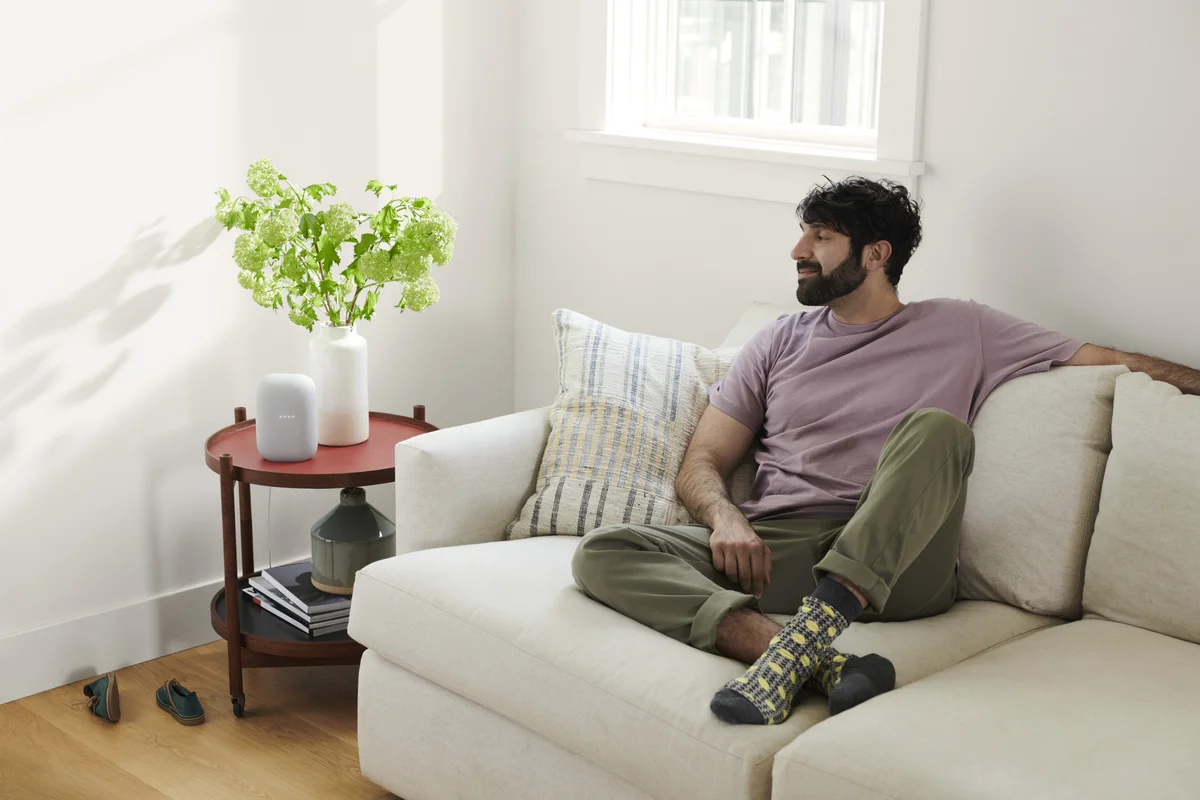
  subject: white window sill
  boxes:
[567,129,925,204]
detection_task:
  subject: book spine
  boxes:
[249,578,314,623]
[244,590,311,635]
[261,570,314,614]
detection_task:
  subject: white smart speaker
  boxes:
[256,373,318,462]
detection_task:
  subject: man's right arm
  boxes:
[677,405,754,528]
[676,405,770,597]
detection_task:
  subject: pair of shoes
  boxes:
[82,674,207,726]
[156,678,206,726]
[83,673,121,723]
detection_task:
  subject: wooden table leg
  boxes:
[220,452,246,717]
[234,408,254,579]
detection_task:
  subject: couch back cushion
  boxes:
[1082,372,1200,643]
[507,310,737,538]
[957,365,1127,618]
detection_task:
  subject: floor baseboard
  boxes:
[0,579,224,705]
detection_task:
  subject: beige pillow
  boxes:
[507,310,738,539]
[957,365,1127,618]
[1082,372,1200,643]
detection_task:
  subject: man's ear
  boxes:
[862,240,892,274]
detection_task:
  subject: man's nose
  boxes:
[791,239,812,262]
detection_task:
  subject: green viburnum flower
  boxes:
[233,233,272,272]
[255,207,300,247]
[280,250,306,281]
[252,284,275,308]
[214,188,235,225]
[324,202,357,243]
[288,305,317,328]
[402,274,440,312]
[237,270,258,290]
[392,245,432,284]
[359,249,393,283]
[405,211,457,265]
[246,158,281,198]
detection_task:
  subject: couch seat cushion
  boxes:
[350,537,1060,800]
[773,619,1200,799]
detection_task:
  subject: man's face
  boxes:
[791,223,868,306]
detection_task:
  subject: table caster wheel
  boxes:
[232,695,245,717]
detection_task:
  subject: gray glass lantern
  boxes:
[310,487,396,595]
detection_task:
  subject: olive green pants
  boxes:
[570,408,976,654]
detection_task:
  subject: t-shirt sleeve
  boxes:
[974,302,1086,396]
[707,317,779,433]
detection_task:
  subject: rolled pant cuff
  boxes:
[814,551,890,614]
[690,590,759,654]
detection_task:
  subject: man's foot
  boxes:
[811,650,896,715]
[711,598,850,725]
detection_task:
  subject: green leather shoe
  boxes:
[156,678,205,726]
[83,673,120,723]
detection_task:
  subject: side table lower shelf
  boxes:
[210,578,365,716]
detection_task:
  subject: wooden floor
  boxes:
[0,641,399,799]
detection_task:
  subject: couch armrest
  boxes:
[393,408,550,554]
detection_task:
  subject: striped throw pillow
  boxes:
[506,309,740,539]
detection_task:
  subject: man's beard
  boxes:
[795,253,869,306]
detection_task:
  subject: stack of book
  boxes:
[242,560,351,637]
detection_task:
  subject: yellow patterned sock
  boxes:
[710,597,849,726]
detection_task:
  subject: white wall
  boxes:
[514,0,1200,410]
[0,0,515,702]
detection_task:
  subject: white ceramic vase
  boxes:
[309,323,369,446]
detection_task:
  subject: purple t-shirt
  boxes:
[708,299,1085,522]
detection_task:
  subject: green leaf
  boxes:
[371,204,398,240]
[319,278,339,295]
[363,289,379,319]
[299,213,320,240]
[366,179,384,197]
[240,204,261,231]
[317,234,341,268]
[354,233,377,257]
[344,263,365,288]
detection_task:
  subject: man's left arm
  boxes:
[1066,344,1200,395]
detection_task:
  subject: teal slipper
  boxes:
[83,673,120,723]
[156,678,205,726]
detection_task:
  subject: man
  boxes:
[571,177,1200,727]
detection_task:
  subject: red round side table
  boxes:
[204,405,437,717]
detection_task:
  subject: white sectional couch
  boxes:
[350,305,1200,800]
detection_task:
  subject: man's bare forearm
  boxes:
[1117,351,1200,395]
[676,455,745,529]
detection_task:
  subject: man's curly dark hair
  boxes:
[796,177,923,287]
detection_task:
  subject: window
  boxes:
[666,1,883,146]
[584,0,926,201]
[610,0,906,154]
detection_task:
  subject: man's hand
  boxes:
[709,508,772,597]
